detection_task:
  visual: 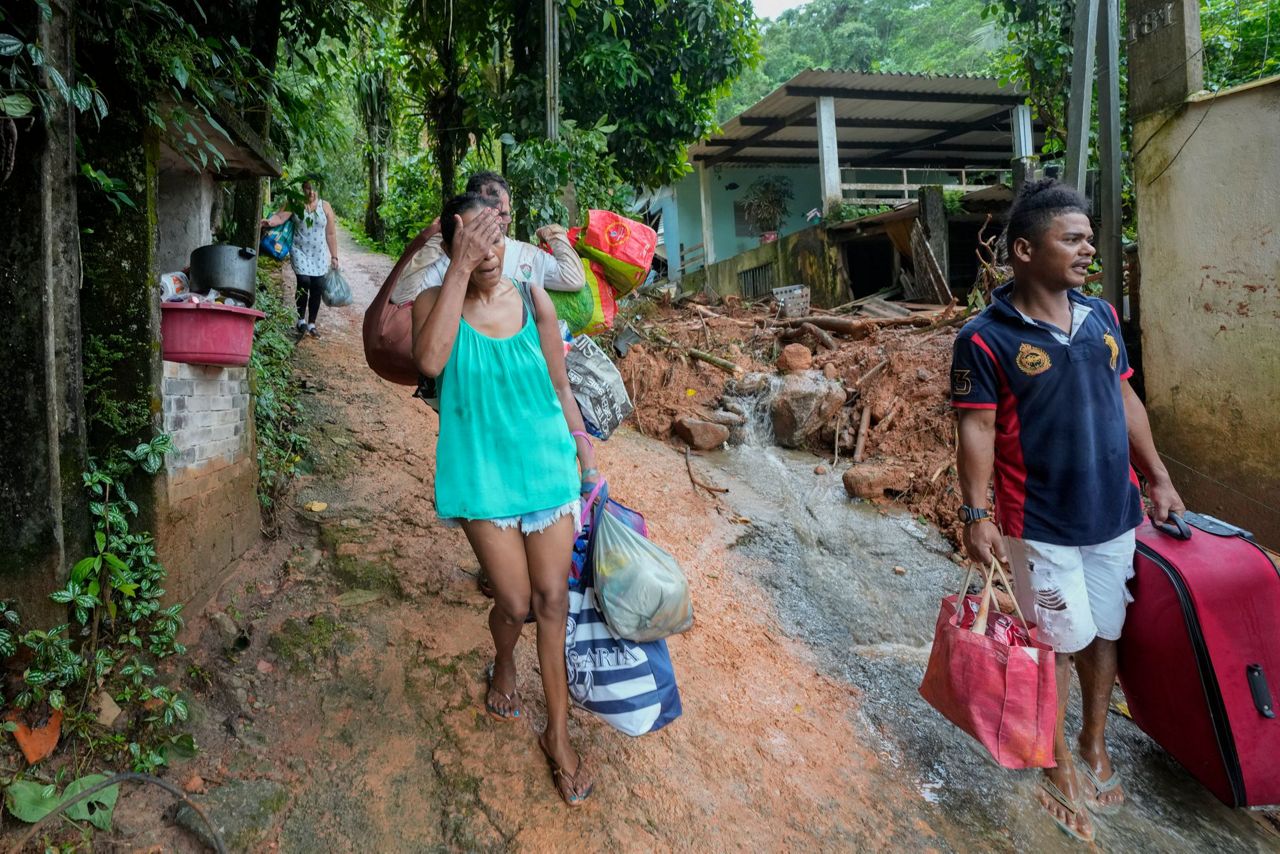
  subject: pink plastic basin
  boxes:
[160,301,266,367]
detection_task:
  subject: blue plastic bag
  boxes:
[565,483,681,736]
[260,218,294,260]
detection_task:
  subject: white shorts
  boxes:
[1005,529,1137,654]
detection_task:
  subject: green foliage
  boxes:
[375,150,444,257]
[718,0,999,120]
[552,0,760,188]
[740,175,794,234]
[78,164,138,214]
[0,3,109,121]
[0,435,194,785]
[504,119,636,238]
[824,201,892,223]
[82,334,152,448]
[249,263,310,531]
[5,774,119,830]
[1202,0,1280,89]
[943,189,967,216]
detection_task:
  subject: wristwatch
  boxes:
[958,505,991,525]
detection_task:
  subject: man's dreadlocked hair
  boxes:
[1005,178,1092,246]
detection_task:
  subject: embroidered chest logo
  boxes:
[1016,343,1052,376]
[519,263,534,282]
[1102,331,1119,370]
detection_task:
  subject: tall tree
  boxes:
[717,0,998,121]
[484,0,759,189]
[354,27,399,241]
[399,0,498,195]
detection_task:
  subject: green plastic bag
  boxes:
[547,274,596,335]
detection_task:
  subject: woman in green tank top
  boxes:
[411,193,600,806]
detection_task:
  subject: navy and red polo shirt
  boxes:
[951,282,1142,546]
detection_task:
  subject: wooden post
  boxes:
[666,186,683,282]
[698,163,716,266]
[816,96,842,213]
[1010,104,1037,191]
[918,185,949,287]
[1096,0,1124,310]
[1127,0,1203,120]
[1064,0,1100,192]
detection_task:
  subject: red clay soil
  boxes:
[29,231,966,852]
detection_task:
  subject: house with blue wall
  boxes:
[652,70,1041,304]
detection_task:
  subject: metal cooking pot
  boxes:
[189,244,258,306]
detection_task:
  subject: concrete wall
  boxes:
[689,223,852,309]
[0,3,89,622]
[157,170,216,273]
[1132,77,1280,547]
[154,361,261,606]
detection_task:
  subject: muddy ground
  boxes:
[26,230,1278,852]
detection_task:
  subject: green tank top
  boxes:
[434,281,579,520]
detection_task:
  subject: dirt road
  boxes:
[95,229,957,851]
[96,229,1278,853]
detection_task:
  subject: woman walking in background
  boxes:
[411,192,599,806]
[262,177,338,338]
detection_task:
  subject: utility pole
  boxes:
[1063,0,1124,310]
[544,0,559,141]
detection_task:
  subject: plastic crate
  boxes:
[772,284,810,318]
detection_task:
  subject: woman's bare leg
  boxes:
[523,516,588,791]
[461,521,530,716]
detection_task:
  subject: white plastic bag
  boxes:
[591,488,693,642]
[322,268,353,307]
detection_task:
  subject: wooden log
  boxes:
[651,331,743,375]
[772,315,932,337]
[852,406,873,463]
[780,322,837,351]
[875,397,903,432]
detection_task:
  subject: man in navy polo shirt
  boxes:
[952,179,1183,843]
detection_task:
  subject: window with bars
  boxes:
[738,262,778,298]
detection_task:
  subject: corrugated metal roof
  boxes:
[691,70,1039,169]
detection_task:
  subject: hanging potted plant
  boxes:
[741,175,794,244]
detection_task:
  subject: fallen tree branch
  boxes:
[854,358,889,387]
[650,331,743,375]
[853,406,873,463]
[875,397,903,432]
[779,322,836,351]
[684,448,729,495]
[691,304,756,328]
[772,315,934,337]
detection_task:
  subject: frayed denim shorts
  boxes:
[439,498,582,536]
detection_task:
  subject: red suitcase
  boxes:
[1119,512,1280,807]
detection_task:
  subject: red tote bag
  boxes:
[918,561,1058,770]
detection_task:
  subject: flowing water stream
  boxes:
[689,391,1278,851]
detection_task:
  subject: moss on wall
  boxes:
[78,111,161,458]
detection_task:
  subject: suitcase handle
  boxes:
[1247,664,1275,719]
[1152,512,1192,541]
